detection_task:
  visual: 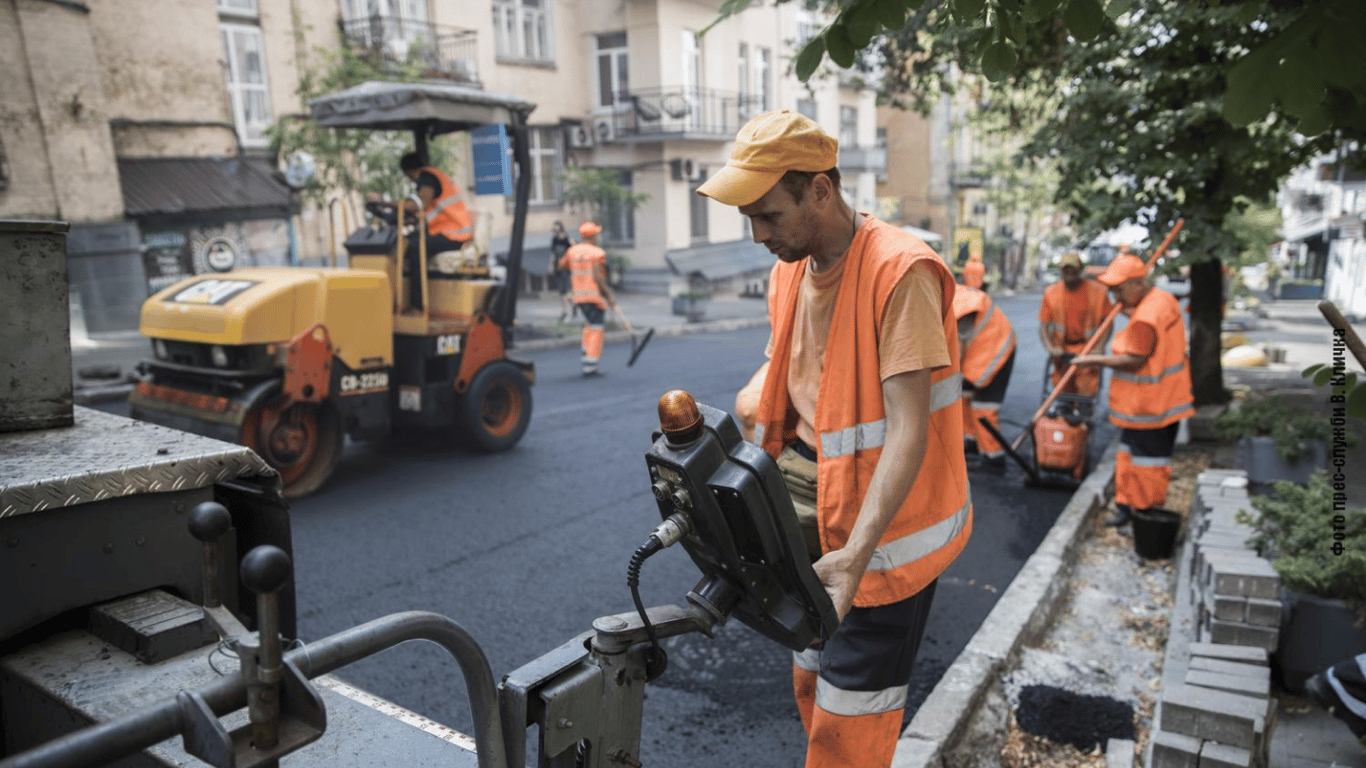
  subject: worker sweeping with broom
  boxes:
[560,221,614,376]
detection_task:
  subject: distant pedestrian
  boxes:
[558,222,614,375]
[549,222,575,322]
[1072,253,1194,526]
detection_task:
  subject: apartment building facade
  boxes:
[2,0,884,332]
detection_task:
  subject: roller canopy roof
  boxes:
[308,80,536,133]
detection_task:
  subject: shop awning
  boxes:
[119,156,296,225]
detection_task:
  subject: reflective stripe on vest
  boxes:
[564,244,607,308]
[1111,401,1193,426]
[753,217,972,607]
[816,679,907,717]
[819,373,961,459]
[1114,360,1188,384]
[793,648,821,672]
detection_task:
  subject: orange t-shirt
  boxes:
[767,259,950,449]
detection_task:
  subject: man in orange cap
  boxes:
[1073,253,1194,526]
[706,110,971,768]
[558,222,614,375]
[1038,251,1113,399]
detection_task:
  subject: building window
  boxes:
[796,99,818,121]
[493,0,553,64]
[690,167,709,243]
[595,32,628,110]
[840,106,858,148]
[217,0,256,18]
[220,24,272,147]
[796,7,821,47]
[601,170,636,246]
[682,30,702,130]
[737,43,751,119]
[526,126,563,204]
[756,47,771,112]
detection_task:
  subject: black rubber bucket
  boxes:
[1132,508,1181,560]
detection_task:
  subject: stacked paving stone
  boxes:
[1149,469,1280,768]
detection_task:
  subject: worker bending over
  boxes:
[1038,251,1113,400]
[953,281,1017,473]
[1073,253,1194,526]
[559,222,614,376]
[711,110,971,768]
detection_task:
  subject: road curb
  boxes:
[893,437,1120,767]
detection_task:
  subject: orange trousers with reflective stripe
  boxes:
[1114,424,1179,510]
[961,395,1004,457]
[1115,449,1170,510]
[793,669,902,768]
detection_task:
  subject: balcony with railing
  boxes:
[598,87,760,143]
[340,16,479,86]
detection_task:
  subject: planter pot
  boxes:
[1277,283,1323,300]
[1236,436,1327,485]
[1274,589,1366,693]
[671,296,709,322]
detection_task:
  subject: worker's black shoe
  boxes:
[1306,668,1366,744]
[978,455,1007,474]
[1105,504,1132,527]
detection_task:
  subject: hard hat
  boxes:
[579,221,603,238]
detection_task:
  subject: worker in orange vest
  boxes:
[559,222,615,376]
[962,255,986,288]
[399,152,474,310]
[1038,251,1113,400]
[705,110,971,768]
[1073,253,1194,526]
[953,281,1017,473]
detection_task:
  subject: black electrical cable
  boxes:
[627,537,663,651]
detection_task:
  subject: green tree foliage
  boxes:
[266,44,458,210]
[559,167,651,230]
[714,0,1366,141]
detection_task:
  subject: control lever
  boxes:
[178,546,326,768]
[188,502,249,638]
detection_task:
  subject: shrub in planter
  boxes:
[1238,470,1366,690]
[1215,396,1353,483]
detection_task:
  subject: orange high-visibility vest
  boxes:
[952,285,1017,388]
[1040,279,1110,350]
[962,259,985,288]
[560,243,607,309]
[754,219,972,608]
[418,166,473,241]
[1108,287,1194,429]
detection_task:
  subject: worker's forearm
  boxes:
[1037,324,1058,355]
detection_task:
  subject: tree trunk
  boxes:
[1188,257,1229,406]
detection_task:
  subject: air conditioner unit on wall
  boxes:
[593,117,616,144]
[670,159,705,183]
[566,124,593,148]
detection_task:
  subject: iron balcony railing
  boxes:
[340,16,479,86]
[601,87,763,142]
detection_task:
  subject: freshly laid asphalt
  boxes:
[67,286,1364,765]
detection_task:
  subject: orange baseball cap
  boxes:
[697,110,839,206]
[1096,253,1148,286]
[579,221,603,238]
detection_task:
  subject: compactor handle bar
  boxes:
[0,610,508,768]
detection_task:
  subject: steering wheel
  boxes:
[365,200,398,227]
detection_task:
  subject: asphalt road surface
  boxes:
[91,291,1111,767]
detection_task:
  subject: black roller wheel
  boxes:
[459,360,532,452]
[241,387,344,498]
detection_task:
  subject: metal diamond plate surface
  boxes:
[1,406,278,518]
